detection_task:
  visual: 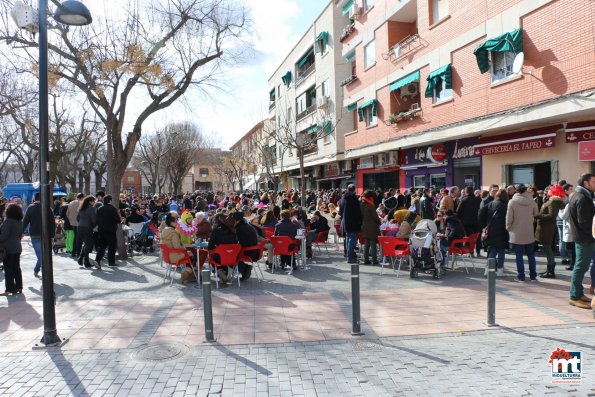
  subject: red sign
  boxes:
[429,144,447,163]
[323,163,339,177]
[475,126,558,155]
[578,140,595,161]
[565,121,595,143]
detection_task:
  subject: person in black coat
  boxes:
[208,214,238,283]
[95,195,121,267]
[339,184,361,263]
[23,192,56,277]
[0,204,24,295]
[274,210,299,269]
[232,212,258,281]
[419,189,435,220]
[457,186,482,255]
[480,189,509,276]
[444,211,465,245]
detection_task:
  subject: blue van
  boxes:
[1,183,66,208]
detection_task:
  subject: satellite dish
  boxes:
[512,52,524,75]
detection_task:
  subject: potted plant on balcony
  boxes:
[340,23,355,42]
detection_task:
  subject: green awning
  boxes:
[281,71,292,87]
[389,71,420,92]
[342,0,354,15]
[345,51,356,62]
[357,99,378,122]
[307,121,332,135]
[347,103,357,112]
[297,48,314,68]
[474,28,523,74]
[425,64,452,98]
[316,31,329,47]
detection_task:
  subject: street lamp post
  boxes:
[38,0,92,346]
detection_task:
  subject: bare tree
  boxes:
[0,0,250,195]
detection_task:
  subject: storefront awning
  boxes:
[281,71,292,87]
[316,175,352,181]
[342,0,354,15]
[425,64,452,98]
[475,126,558,155]
[389,71,420,92]
[565,120,595,143]
[297,48,314,68]
[357,99,378,122]
[474,28,523,74]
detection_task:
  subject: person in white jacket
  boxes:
[558,191,576,271]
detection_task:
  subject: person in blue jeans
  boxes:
[505,184,538,281]
[479,189,509,276]
[339,184,362,263]
[23,192,55,277]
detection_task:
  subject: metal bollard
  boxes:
[202,268,217,342]
[486,258,499,327]
[351,262,364,336]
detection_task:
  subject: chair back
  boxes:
[264,227,275,240]
[240,240,266,263]
[358,234,365,245]
[448,237,471,253]
[159,244,191,265]
[313,231,329,244]
[208,244,242,266]
[467,233,480,252]
[334,224,343,238]
[269,236,298,256]
[378,236,407,257]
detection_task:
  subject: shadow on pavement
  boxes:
[500,325,595,351]
[213,343,272,376]
[49,350,90,397]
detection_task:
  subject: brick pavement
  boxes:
[0,239,593,395]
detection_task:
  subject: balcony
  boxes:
[296,104,317,122]
[340,74,358,87]
[302,143,318,156]
[295,63,315,87]
[339,23,355,42]
[382,33,422,63]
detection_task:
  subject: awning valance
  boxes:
[342,0,354,15]
[389,71,420,92]
[316,31,329,47]
[281,71,292,86]
[307,120,332,135]
[297,48,314,68]
[474,28,523,74]
[346,103,358,112]
[345,51,356,62]
[425,64,452,98]
[357,99,378,122]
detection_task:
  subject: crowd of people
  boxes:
[0,175,593,309]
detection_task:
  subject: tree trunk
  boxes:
[94,170,102,192]
[85,174,91,195]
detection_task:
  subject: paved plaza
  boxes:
[0,238,593,396]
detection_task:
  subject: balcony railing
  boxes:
[302,143,318,156]
[339,23,355,42]
[340,75,358,87]
[296,104,317,121]
[295,63,315,87]
[382,33,422,62]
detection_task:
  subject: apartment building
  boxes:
[267,1,355,191]
[338,0,595,192]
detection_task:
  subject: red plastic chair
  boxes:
[334,224,343,243]
[378,237,410,277]
[264,227,275,240]
[447,234,477,273]
[208,244,242,288]
[269,236,301,274]
[160,244,196,286]
[312,231,330,257]
[239,240,267,281]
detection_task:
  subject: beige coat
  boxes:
[160,226,186,263]
[396,221,412,239]
[66,199,81,227]
[506,192,539,245]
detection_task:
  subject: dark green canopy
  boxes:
[425,64,452,98]
[474,28,523,74]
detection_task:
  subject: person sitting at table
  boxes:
[176,210,197,245]
[274,209,299,270]
[159,211,179,233]
[208,214,238,284]
[232,212,259,281]
[306,211,330,258]
[161,212,193,264]
[260,209,278,228]
[194,211,211,241]
[396,211,418,239]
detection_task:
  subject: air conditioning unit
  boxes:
[343,160,353,171]
[386,151,398,165]
[375,154,385,167]
[349,3,361,19]
[400,82,419,97]
[317,96,329,109]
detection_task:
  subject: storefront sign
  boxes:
[452,140,477,159]
[359,156,374,169]
[565,121,595,143]
[578,140,595,161]
[323,163,339,177]
[429,144,447,163]
[475,127,558,155]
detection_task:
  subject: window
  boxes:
[364,0,373,11]
[278,84,282,98]
[364,40,375,69]
[296,93,307,115]
[296,85,317,119]
[321,79,329,97]
[430,0,448,24]
[199,168,209,177]
[430,174,446,189]
[127,176,135,183]
[364,107,377,127]
[433,79,452,103]
[287,107,292,122]
[490,51,516,83]
[413,175,426,189]
[323,129,332,144]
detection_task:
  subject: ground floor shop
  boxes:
[355,155,400,194]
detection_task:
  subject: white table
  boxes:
[294,234,310,270]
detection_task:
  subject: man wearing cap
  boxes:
[339,184,362,263]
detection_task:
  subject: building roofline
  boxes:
[229,120,266,150]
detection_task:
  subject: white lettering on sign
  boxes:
[452,140,476,159]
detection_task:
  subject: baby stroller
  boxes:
[129,221,157,253]
[409,220,444,279]
[53,218,66,254]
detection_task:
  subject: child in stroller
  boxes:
[131,214,159,253]
[53,218,66,254]
[409,219,444,279]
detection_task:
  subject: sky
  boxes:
[184,0,328,150]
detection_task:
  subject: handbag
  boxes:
[481,209,498,245]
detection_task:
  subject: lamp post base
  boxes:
[34,335,67,349]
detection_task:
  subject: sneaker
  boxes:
[347,258,358,264]
[496,268,504,277]
[530,278,538,282]
[569,299,591,309]
[514,277,525,282]
[34,272,40,278]
[580,295,592,303]
[562,259,570,265]
[108,263,118,267]
[565,266,574,271]
[484,267,488,277]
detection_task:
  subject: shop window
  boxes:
[433,79,452,103]
[413,175,426,189]
[490,51,515,83]
[364,40,376,69]
[429,0,448,25]
[430,174,446,189]
[364,107,377,127]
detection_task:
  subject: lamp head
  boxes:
[53,1,92,26]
